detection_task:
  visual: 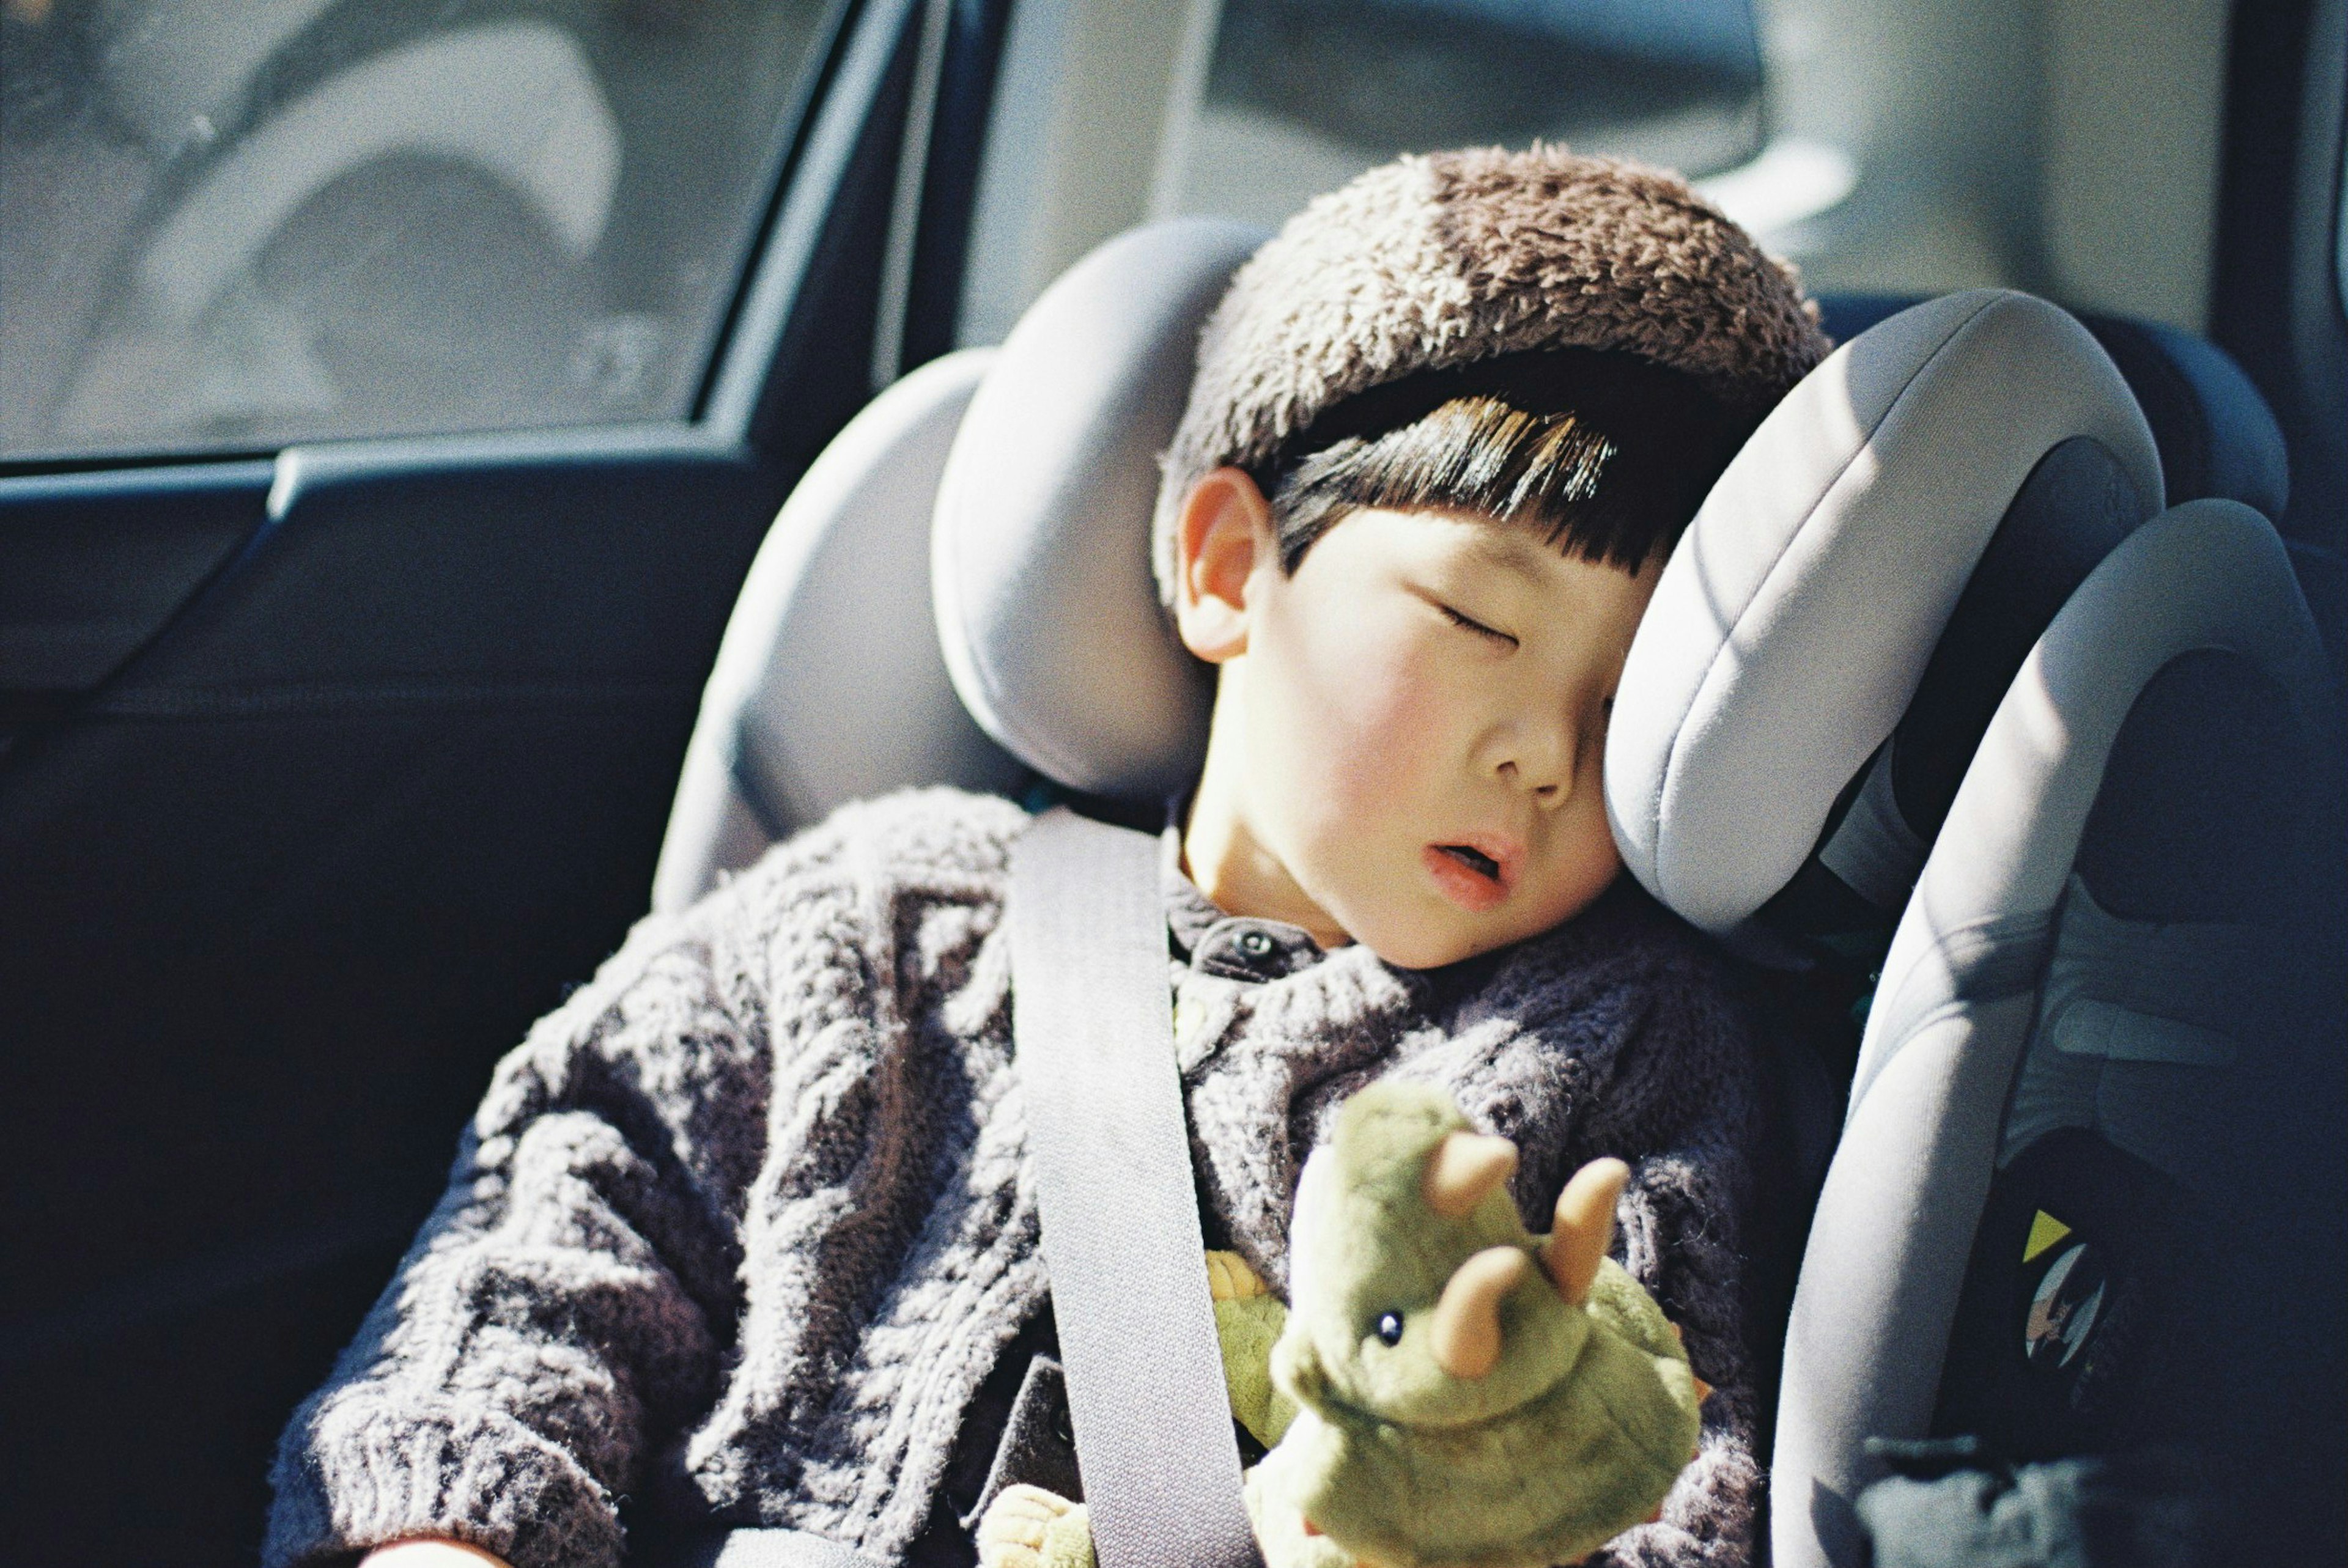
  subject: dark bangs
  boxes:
[1261,348,1751,575]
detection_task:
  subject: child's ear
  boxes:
[1175,466,1274,664]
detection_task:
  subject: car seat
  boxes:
[652,346,1027,914]
[1815,296,2289,523]
[651,219,1265,912]
[1604,296,2341,1566]
[661,244,2243,939]
[1603,289,2162,971]
[1765,498,2342,1568]
[649,218,2320,1563]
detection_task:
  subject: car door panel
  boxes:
[0,0,979,1558]
[0,436,778,1295]
[0,465,272,732]
[0,429,783,1568]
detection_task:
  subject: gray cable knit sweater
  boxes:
[266,788,1764,1568]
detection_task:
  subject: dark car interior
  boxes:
[1,0,2341,1563]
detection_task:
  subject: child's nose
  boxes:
[1498,760,1565,802]
[1496,719,1577,803]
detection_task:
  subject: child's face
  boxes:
[1176,469,1661,968]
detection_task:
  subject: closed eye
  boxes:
[1439,603,1518,648]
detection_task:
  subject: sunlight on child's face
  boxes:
[1181,485,1661,968]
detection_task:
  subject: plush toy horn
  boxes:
[1543,1157,1629,1305]
[1430,1246,1528,1379]
[1422,1131,1518,1220]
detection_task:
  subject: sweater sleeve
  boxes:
[1570,936,1767,1568]
[263,827,858,1568]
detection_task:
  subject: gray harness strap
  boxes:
[1010,806,1260,1568]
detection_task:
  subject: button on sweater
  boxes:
[265,788,1766,1568]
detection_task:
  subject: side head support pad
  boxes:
[932,218,1267,802]
[1606,290,2163,934]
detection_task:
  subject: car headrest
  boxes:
[1818,293,2289,518]
[1607,290,2165,940]
[932,218,1268,802]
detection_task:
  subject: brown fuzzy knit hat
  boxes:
[1153,145,1831,600]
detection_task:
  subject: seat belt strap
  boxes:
[1010,806,1260,1568]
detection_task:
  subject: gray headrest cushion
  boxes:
[1605,290,2164,933]
[933,218,1266,801]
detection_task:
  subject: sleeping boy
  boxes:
[267,146,1829,1568]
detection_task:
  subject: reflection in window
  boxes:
[0,0,830,460]
[1161,0,1765,232]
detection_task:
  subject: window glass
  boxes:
[0,0,830,461]
[1152,0,2231,333]
[1160,0,1766,233]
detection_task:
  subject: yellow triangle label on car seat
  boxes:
[2023,1210,2073,1263]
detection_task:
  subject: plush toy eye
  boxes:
[1375,1312,1404,1346]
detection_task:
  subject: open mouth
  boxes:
[1424,842,1511,912]
[1438,844,1500,880]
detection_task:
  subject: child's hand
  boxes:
[360,1540,514,1568]
[1206,1250,1269,1301]
[1208,1249,1296,1448]
[976,1484,1094,1568]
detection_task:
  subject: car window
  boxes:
[0,0,832,462]
[1142,0,2230,333]
[1158,0,1768,232]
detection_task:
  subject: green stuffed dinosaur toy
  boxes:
[977,1081,1708,1568]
